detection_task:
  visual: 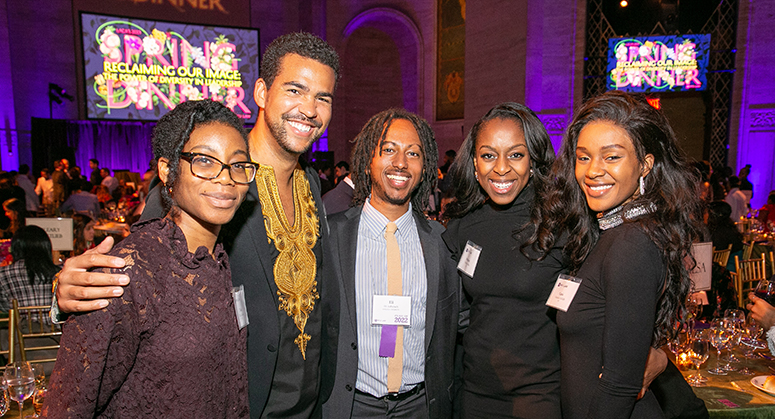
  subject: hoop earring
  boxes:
[639,176,645,196]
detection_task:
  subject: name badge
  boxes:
[372,295,412,327]
[545,274,582,312]
[457,240,482,278]
[232,285,249,330]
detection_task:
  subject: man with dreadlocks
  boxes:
[51,32,341,418]
[322,109,459,419]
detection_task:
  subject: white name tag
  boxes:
[232,285,249,330]
[372,295,412,326]
[545,274,582,312]
[457,240,482,278]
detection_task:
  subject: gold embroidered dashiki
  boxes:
[255,165,320,359]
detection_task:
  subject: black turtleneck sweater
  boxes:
[442,185,565,418]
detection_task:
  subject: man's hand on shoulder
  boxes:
[56,236,130,313]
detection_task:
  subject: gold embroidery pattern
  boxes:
[256,165,320,359]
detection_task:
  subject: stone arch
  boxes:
[328,8,423,164]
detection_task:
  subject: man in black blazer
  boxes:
[322,109,459,418]
[52,32,341,418]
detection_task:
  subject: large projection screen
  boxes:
[80,12,259,122]
[606,34,711,93]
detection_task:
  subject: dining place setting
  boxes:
[672,277,775,418]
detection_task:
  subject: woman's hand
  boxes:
[639,347,667,399]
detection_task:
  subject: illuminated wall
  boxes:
[732,0,775,209]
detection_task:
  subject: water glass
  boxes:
[5,362,35,419]
[687,330,710,386]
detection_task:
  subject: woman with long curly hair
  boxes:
[530,91,705,418]
[441,103,563,418]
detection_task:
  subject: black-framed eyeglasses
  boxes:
[179,152,258,185]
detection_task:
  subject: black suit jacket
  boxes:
[141,166,339,418]
[322,205,459,418]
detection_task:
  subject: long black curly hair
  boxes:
[260,32,340,90]
[152,100,249,214]
[529,91,705,346]
[443,102,555,220]
[350,108,438,210]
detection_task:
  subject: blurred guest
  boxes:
[35,168,54,216]
[72,213,97,256]
[437,149,457,194]
[707,201,744,270]
[321,173,353,215]
[0,225,60,312]
[15,164,39,213]
[739,164,753,206]
[60,179,100,219]
[100,168,119,194]
[95,185,113,207]
[0,174,24,230]
[51,160,67,207]
[316,160,334,195]
[724,176,747,220]
[334,160,349,185]
[89,158,103,188]
[758,191,775,225]
[69,165,86,185]
[60,159,71,178]
[693,160,713,204]
[2,198,27,239]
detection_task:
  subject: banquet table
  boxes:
[679,349,775,418]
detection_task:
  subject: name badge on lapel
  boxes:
[232,285,249,329]
[545,274,582,312]
[457,240,482,278]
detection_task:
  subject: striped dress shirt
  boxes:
[354,200,428,397]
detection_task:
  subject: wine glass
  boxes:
[687,330,710,386]
[686,294,703,331]
[4,362,35,419]
[29,364,46,418]
[742,312,766,352]
[668,329,689,357]
[707,319,730,375]
[0,379,9,416]
[755,276,775,304]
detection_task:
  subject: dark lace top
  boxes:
[43,218,249,418]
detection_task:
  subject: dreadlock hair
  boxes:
[260,32,340,91]
[350,108,438,211]
[529,90,705,346]
[11,225,59,286]
[152,99,249,215]
[443,102,555,220]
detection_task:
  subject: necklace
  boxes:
[255,165,320,359]
[597,202,656,230]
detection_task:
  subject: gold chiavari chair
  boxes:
[742,241,755,261]
[0,308,17,369]
[713,244,733,267]
[734,254,768,308]
[12,300,61,367]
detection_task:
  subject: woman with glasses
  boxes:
[45,100,256,418]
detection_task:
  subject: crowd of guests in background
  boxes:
[0,158,157,240]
